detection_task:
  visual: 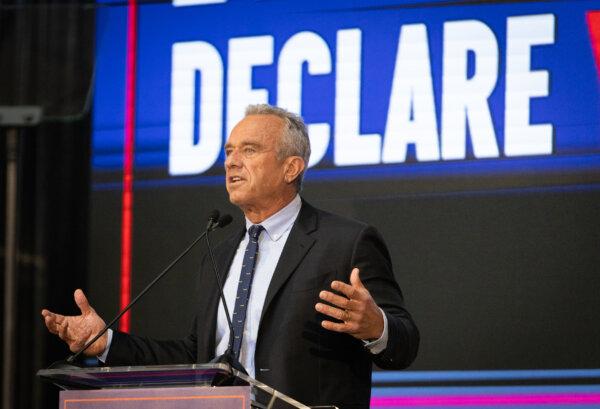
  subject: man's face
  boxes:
[224,114,291,212]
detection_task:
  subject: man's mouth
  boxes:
[228,176,244,184]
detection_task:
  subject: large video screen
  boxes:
[90,0,600,406]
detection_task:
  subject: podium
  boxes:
[37,363,319,409]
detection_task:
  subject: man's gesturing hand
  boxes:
[315,268,384,341]
[41,289,108,356]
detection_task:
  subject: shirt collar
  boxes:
[245,194,302,242]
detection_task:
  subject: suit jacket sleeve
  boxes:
[350,225,419,369]
[103,253,212,366]
[105,322,197,366]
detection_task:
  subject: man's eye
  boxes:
[244,147,256,154]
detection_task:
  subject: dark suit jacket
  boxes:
[107,200,419,408]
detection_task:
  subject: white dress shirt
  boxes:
[215,195,303,377]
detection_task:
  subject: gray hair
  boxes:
[245,104,311,191]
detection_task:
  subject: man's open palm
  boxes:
[41,289,108,356]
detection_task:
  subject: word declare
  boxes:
[168,14,555,175]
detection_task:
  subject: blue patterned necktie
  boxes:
[231,224,264,360]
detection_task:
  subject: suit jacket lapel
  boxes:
[259,201,318,324]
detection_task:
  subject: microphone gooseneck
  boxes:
[61,210,231,366]
[205,214,248,375]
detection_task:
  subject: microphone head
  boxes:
[208,209,220,223]
[217,214,233,228]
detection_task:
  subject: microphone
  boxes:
[205,214,248,376]
[50,210,231,368]
[206,209,220,230]
[215,214,233,229]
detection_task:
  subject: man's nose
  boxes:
[225,150,240,168]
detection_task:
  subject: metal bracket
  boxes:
[0,106,43,127]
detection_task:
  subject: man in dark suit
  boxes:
[42,104,419,408]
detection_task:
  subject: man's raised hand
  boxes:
[41,289,108,356]
[315,268,384,341]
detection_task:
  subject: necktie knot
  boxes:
[248,224,264,240]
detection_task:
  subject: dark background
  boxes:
[1,1,599,409]
[89,176,600,371]
[0,1,94,408]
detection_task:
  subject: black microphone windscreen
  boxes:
[217,214,233,228]
[208,209,220,223]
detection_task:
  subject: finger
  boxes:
[67,335,83,352]
[43,310,65,326]
[41,309,60,320]
[321,320,358,334]
[330,280,357,299]
[69,341,84,353]
[41,309,54,320]
[58,320,70,341]
[319,290,354,310]
[44,315,60,334]
[74,289,92,315]
[315,302,350,322]
[349,268,366,289]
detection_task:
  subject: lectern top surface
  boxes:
[37,363,233,390]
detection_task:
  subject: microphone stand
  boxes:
[47,212,226,369]
[206,217,249,376]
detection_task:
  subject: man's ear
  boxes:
[284,156,305,185]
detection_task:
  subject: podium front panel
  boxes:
[59,386,250,409]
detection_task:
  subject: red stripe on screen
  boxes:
[119,0,138,333]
